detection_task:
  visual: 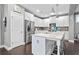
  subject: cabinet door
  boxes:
[11,12,24,48]
[32,36,46,55]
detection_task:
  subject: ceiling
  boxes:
[69,4,78,15]
[20,4,78,18]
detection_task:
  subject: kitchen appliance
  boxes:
[24,20,35,43]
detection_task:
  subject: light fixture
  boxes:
[36,9,40,12]
[50,7,55,15]
[50,12,55,15]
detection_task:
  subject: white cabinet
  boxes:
[56,16,69,27]
[32,35,55,55]
[25,12,34,21]
[11,11,24,48]
[32,36,46,55]
[50,16,69,27]
[34,17,50,27]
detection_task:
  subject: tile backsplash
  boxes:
[57,26,69,31]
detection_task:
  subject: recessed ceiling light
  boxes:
[50,12,55,15]
[36,9,40,12]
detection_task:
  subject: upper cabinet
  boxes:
[34,17,50,27]
[24,12,50,27]
[25,11,34,21]
[50,16,69,27]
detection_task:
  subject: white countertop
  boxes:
[32,31,65,40]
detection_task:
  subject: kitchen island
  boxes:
[32,32,65,55]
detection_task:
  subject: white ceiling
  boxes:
[76,4,79,12]
[20,4,70,17]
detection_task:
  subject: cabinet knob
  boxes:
[37,40,39,43]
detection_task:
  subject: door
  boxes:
[11,11,24,48]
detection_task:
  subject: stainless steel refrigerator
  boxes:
[24,20,35,44]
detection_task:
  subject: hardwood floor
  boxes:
[0,41,79,55]
[64,40,79,55]
[0,43,32,55]
[0,48,10,55]
[9,43,32,55]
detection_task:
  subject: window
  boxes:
[75,14,79,23]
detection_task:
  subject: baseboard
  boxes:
[7,42,25,51]
[0,45,10,51]
[0,42,25,51]
[0,42,31,51]
[2,45,10,50]
[7,42,31,51]
[0,45,4,48]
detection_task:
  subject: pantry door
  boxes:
[11,12,24,48]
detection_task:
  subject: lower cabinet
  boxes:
[32,36,56,55]
[32,36,46,55]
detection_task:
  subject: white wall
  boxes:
[69,15,75,40]
[0,5,2,46]
[74,14,79,38]
[1,5,4,45]
[74,5,79,38]
[4,4,13,47]
[0,5,5,46]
